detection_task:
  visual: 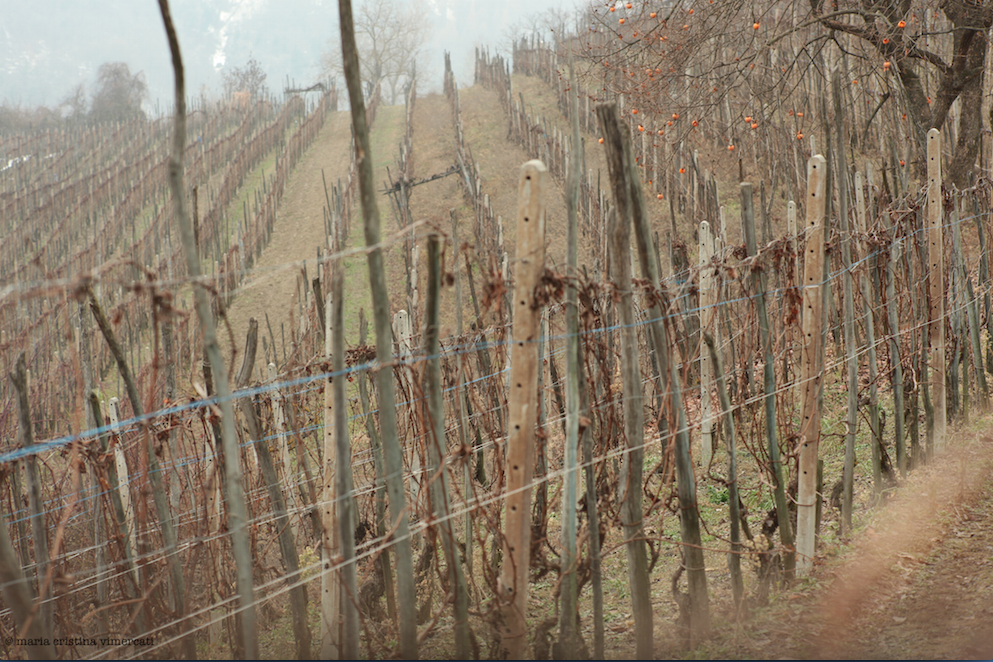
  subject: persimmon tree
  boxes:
[576,0,991,188]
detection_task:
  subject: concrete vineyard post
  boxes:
[499,160,546,659]
[796,155,827,575]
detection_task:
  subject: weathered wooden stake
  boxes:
[741,182,795,576]
[321,289,341,659]
[499,160,547,659]
[796,155,827,575]
[699,220,716,469]
[332,265,360,659]
[423,234,470,658]
[927,128,947,451]
[107,398,138,586]
[339,0,419,652]
[596,102,658,654]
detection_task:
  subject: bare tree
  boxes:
[222,55,269,100]
[90,62,147,123]
[321,0,430,104]
[59,83,88,123]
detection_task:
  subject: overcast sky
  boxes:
[1,0,581,110]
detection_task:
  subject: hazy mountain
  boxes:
[0,0,578,112]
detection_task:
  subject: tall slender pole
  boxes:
[927,128,947,452]
[337,0,418,656]
[741,182,795,575]
[499,160,547,659]
[558,53,582,656]
[423,234,470,658]
[156,2,257,655]
[795,155,827,575]
[332,265,359,659]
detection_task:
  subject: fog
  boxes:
[1,0,580,111]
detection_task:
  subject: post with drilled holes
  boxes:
[796,155,827,575]
[321,289,340,659]
[927,129,947,452]
[499,160,547,659]
[699,220,716,469]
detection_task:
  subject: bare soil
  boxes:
[219,109,354,368]
[700,429,993,661]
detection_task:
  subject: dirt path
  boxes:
[706,430,993,660]
[219,110,353,365]
[218,103,407,368]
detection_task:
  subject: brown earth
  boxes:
[698,428,993,661]
[219,108,354,370]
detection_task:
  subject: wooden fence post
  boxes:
[107,398,139,586]
[331,265,359,659]
[10,355,53,642]
[268,362,299,541]
[927,128,946,452]
[796,155,827,575]
[699,220,716,469]
[741,182,794,576]
[422,234,470,658]
[596,102,660,654]
[321,289,340,660]
[499,159,547,660]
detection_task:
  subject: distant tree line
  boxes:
[0,61,148,133]
[0,55,268,134]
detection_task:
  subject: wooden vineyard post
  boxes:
[886,239,907,476]
[499,159,547,660]
[796,155,827,575]
[699,220,716,469]
[0,478,56,659]
[596,102,660,654]
[741,182,794,576]
[703,333,744,613]
[10,355,53,639]
[337,0,418,651]
[854,170,882,494]
[331,265,359,659]
[321,290,340,660]
[927,128,947,452]
[268,362,299,542]
[422,234,470,658]
[107,398,139,586]
[559,52,582,657]
[157,4,257,654]
[235,322,311,660]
